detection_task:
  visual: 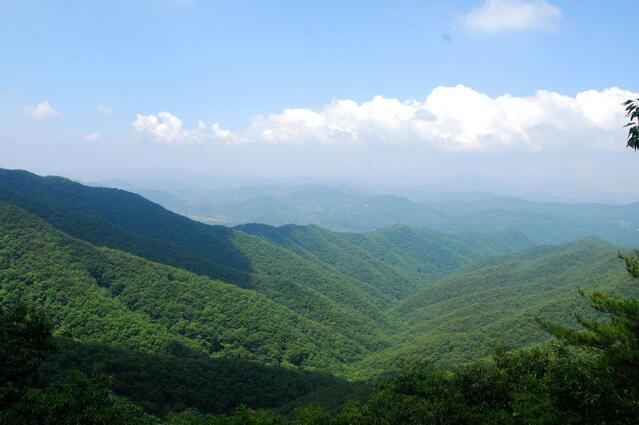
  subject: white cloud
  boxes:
[462,0,561,33]
[132,86,637,151]
[97,105,114,115]
[84,132,102,142]
[226,86,637,151]
[133,111,207,144]
[24,100,59,119]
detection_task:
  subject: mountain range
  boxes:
[0,167,636,416]
[99,180,639,247]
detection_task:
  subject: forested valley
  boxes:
[0,145,638,424]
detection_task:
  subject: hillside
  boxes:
[238,223,531,299]
[0,169,536,350]
[0,202,374,369]
[354,238,637,375]
[0,201,380,413]
[0,169,400,349]
[2,168,638,418]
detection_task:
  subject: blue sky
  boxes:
[1,0,638,201]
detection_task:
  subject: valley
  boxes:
[1,167,638,422]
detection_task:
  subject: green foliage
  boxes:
[42,339,342,417]
[0,302,53,408]
[0,170,403,350]
[239,223,530,301]
[357,238,637,374]
[210,344,636,424]
[165,406,285,425]
[0,168,535,357]
[624,98,639,151]
[0,303,158,425]
[1,165,639,423]
[0,202,363,415]
[3,367,159,425]
[537,251,639,407]
[0,201,368,369]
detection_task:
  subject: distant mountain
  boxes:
[137,183,448,230]
[129,180,639,247]
[430,195,639,247]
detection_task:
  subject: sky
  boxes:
[1,0,638,202]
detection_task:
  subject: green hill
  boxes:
[238,223,531,300]
[0,201,382,414]
[0,202,371,369]
[0,169,398,349]
[2,168,637,419]
[354,238,637,376]
[435,200,639,247]
[0,169,533,352]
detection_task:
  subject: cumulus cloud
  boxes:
[97,105,114,115]
[132,86,637,151]
[24,100,59,119]
[132,111,209,144]
[84,132,102,141]
[462,0,561,33]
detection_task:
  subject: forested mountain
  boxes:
[0,169,399,349]
[0,202,373,367]
[118,183,450,231]
[238,223,531,299]
[434,196,639,247]
[113,178,639,247]
[0,168,531,348]
[1,168,638,422]
[356,237,637,375]
[0,202,359,413]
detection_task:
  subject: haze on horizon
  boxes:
[1,0,638,203]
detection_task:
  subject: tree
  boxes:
[3,366,158,425]
[534,98,639,417]
[623,98,639,151]
[0,302,53,408]
[0,303,158,424]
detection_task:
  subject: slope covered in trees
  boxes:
[0,170,401,349]
[238,223,531,299]
[1,168,635,378]
[1,166,639,422]
[0,168,534,350]
[0,202,363,379]
[354,238,637,375]
[4,250,639,423]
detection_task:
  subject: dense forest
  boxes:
[2,249,638,423]
[1,105,639,423]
